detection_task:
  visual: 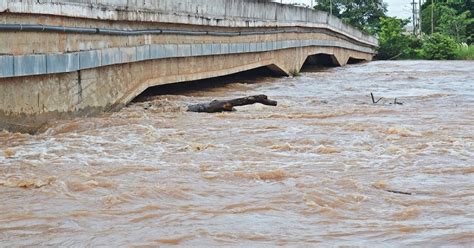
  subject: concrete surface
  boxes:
[0,0,378,133]
[0,38,373,78]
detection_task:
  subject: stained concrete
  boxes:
[0,46,372,132]
[2,0,377,46]
[0,37,373,78]
[0,1,378,132]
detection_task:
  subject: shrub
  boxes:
[420,33,457,60]
[401,35,424,59]
[454,44,474,60]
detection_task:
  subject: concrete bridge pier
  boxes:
[271,46,372,74]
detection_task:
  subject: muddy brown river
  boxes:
[1,61,473,246]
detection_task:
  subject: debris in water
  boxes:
[385,189,413,195]
[370,92,383,104]
[370,92,403,105]
[187,95,277,113]
[393,98,403,105]
[373,180,412,195]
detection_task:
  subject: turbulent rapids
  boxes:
[0,61,473,246]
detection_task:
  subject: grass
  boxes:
[454,45,474,60]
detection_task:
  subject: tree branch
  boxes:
[187,95,277,113]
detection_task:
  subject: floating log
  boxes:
[187,95,277,113]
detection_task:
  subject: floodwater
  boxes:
[1,61,473,246]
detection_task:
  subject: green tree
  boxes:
[420,33,458,60]
[404,35,424,59]
[421,2,443,34]
[437,6,472,42]
[376,17,410,60]
[421,1,473,43]
[314,0,387,34]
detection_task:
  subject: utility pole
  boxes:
[418,0,422,35]
[330,0,333,16]
[411,0,417,36]
[431,0,434,34]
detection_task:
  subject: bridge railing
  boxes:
[1,0,377,46]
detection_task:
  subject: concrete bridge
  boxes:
[0,0,378,132]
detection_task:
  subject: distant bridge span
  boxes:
[0,0,378,132]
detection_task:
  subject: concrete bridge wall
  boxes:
[0,0,378,132]
[0,0,377,45]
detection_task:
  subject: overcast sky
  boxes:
[280,0,414,20]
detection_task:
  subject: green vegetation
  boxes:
[454,44,474,60]
[376,17,410,59]
[420,0,473,44]
[313,0,387,34]
[313,0,473,60]
[420,33,458,60]
[376,18,463,60]
[289,69,301,77]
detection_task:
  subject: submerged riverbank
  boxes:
[1,61,473,246]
